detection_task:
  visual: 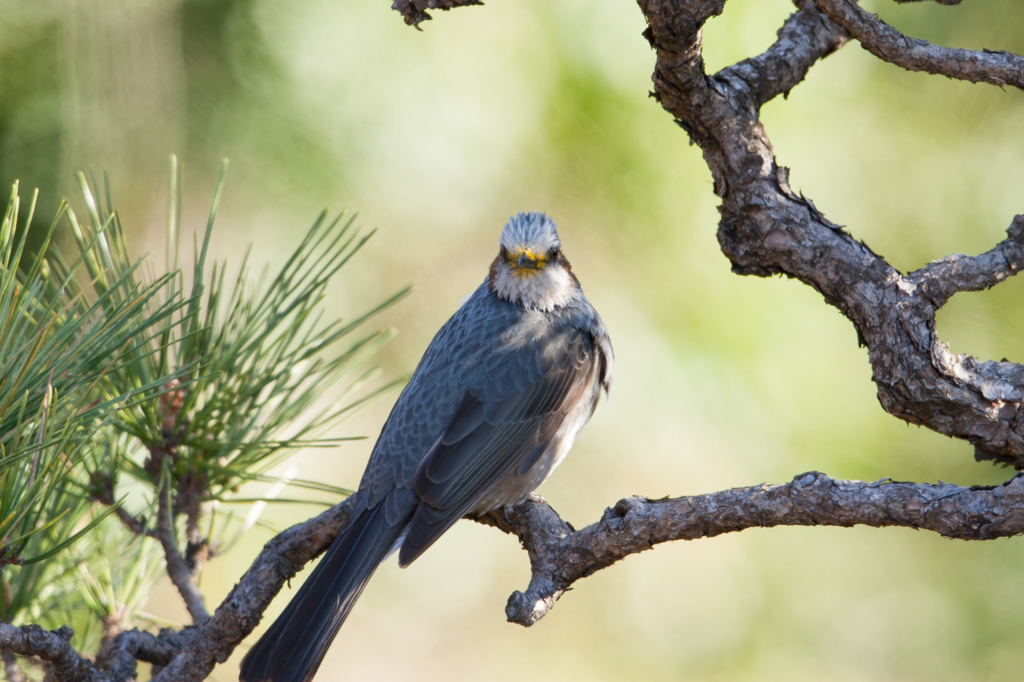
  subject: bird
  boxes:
[239,211,613,682]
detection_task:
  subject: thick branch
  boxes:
[0,623,194,682]
[15,468,1023,677]
[717,2,849,107]
[0,625,96,682]
[640,0,1024,466]
[480,472,1024,626]
[812,0,1024,90]
[145,467,1024,674]
[137,467,1024,676]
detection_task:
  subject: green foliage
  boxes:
[30,511,166,655]
[68,159,408,547]
[0,182,186,625]
[0,160,404,658]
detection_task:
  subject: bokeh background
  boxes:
[3,0,1024,680]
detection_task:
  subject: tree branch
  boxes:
[812,0,1024,90]
[0,623,197,682]
[717,1,849,108]
[111,507,153,538]
[156,472,210,625]
[104,628,197,682]
[391,0,483,28]
[87,470,156,539]
[907,215,1024,307]
[139,468,1024,677]
[0,493,354,682]
[13,465,1024,679]
[0,624,97,682]
[477,472,1024,626]
[638,0,1024,466]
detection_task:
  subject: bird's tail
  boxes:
[239,504,403,682]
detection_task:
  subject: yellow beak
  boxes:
[510,249,545,270]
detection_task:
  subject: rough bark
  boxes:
[0,625,95,682]
[0,498,355,682]
[105,628,198,682]
[813,0,1024,89]
[640,0,1024,466]
[480,473,1024,625]
[13,469,1024,680]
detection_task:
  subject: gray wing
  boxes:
[397,325,598,567]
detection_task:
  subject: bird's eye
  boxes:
[550,248,560,260]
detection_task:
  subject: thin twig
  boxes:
[112,507,154,538]
[156,465,210,625]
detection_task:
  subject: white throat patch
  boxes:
[492,261,574,311]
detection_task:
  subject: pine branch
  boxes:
[0,623,195,682]
[478,473,1024,626]
[637,0,1024,466]
[0,624,94,682]
[12,470,1024,679]
[92,470,1024,680]
[812,0,1024,89]
[155,461,210,625]
[111,508,154,538]
[105,628,196,681]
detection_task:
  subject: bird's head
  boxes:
[489,212,577,311]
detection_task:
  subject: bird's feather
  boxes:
[398,327,597,567]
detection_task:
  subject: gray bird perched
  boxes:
[239,212,613,682]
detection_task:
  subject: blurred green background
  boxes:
[2,0,1024,680]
